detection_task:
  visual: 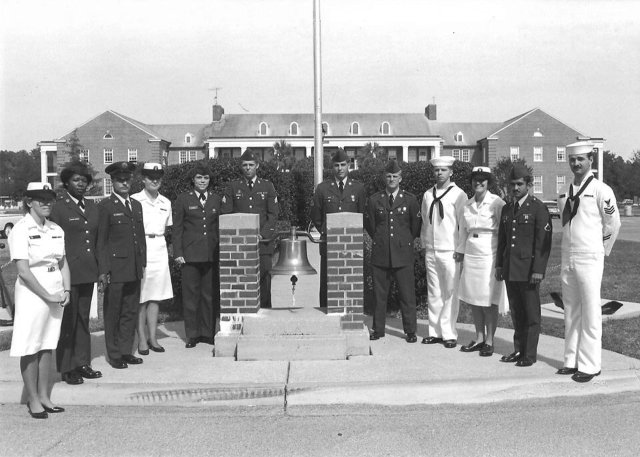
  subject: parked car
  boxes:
[543,200,560,219]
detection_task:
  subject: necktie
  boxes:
[125,199,131,212]
[388,193,394,207]
[248,180,253,191]
[562,175,594,226]
[428,186,454,224]
[78,199,85,210]
[338,181,344,195]
[514,202,520,214]
[199,193,206,204]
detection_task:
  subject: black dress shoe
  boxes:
[0,319,13,327]
[75,365,102,379]
[406,333,417,343]
[138,347,149,356]
[515,358,535,367]
[443,339,457,348]
[572,371,601,383]
[108,359,128,369]
[369,332,385,341]
[479,344,494,357]
[148,340,165,353]
[556,367,578,375]
[27,404,48,419]
[43,405,65,413]
[500,351,521,363]
[421,336,443,345]
[121,354,143,365]
[62,371,84,385]
[460,341,485,352]
[185,338,199,348]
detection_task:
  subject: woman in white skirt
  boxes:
[455,167,507,357]
[9,182,70,418]
[131,163,173,354]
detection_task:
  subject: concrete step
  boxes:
[236,335,347,361]
[241,307,343,336]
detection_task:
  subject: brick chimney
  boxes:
[425,104,437,120]
[212,104,225,122]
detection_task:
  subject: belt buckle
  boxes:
[47,266,56,272]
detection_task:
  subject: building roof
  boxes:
[428,121,502,146]
[148,123,208,148]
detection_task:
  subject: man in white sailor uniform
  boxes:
[556,141,621,383]
[419,156,467,348]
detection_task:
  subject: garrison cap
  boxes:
[25,182,56,200]
[384,160,402,174]
[566,141,595,156]
[509,163,531,180]
[141,162,164,179]
[430,156,455,168]
[105,161,136,176]
[331,149,349,163]
[240,149,258,162]
[60,162,93,185]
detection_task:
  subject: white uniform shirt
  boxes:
[8,213,65,267]
[558,171,621,256]
[420,183,467,251]
[456,192,505,254]
[131,190,172,236]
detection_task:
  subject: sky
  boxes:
[1,0,639,159]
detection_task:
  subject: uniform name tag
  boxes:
[113,213,124,216]
[584,194,594,198]
[52,236,62,239]
[160,208,167,211]
[29,235,41,239]
[188,206,199,210]
[559,194,566,198]
[69,217,80,221]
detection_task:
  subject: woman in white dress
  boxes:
[455,167,507,357]
[9,182,70,419]
[131,163,173,354]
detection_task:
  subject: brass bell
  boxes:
[271,227,317,276]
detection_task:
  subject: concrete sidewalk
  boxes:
[1,317,639,408]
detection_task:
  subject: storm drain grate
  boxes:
[128,386,290,404]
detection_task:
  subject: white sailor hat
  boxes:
[430,156,456,167]
[141,162,164,178]
[25,182,56,200]
[566,141,595,156]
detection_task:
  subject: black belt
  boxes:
[146,234,163,238]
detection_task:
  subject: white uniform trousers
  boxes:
[426,250,460,340]
[561,252,604,374]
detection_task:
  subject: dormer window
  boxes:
[322,122,330,136]
[259,122,269,136]
[454,132,463,142]
[533,128,544,137]
[350,122,360,135]
[289,122,299,136]
[185,133,192,144]
[103,131,113,139]
[381,122,390,135]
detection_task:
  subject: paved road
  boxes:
[2,392,640,457]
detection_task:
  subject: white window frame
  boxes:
[418,149,428,162]
[103,132,113,139]
[557,146,566,162]
[381,122,390,135]
[452,149,461,160]
[510,146,520,161]
[350,122,360,135]
[556,175,566,194]
[454,132,463,142]
[533,176,543,194]
[533,146,543,162]
[258,122,268,136]
[179,150,198,164]
[461,149,470,162]
[289,122,299,136]
[79,149,90,163]
[103,177,112,196]
[103,148,113,164]
[185,134,192,144]
[127,149,138,163]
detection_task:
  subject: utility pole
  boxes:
[313,0,323,186]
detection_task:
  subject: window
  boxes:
[510,146,520,161]
[322,122,329,136]
[454,132,463,142]
[461,149,470,162]
[381,122,390,135]
[388,149,397,160]
[556,175,566,194]
[533,128,544,137]
[557,146,566,162]
[128,149,138,163]
[533,146,543,162]
[79,149,89,163]
[452,149,461,160]
[179,150,198,164]
[350,122,360,135]
[418,149,428,162]
[103,148,113,164]
[258,122,268,136]
[289,122,299,136]
[103,131,113,139]
[346,149,356,170]
[533,176,543,194]
[185,134,192,144]
[104,177,112,195]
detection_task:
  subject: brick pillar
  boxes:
[219,214,260,313]
[326,212,364,330]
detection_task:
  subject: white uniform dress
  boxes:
[420,183,468,340]
[8,214,66,357]
[456,192,508,313]
[558,171,621,374]
[132,190,173,303]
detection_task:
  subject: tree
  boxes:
[356,142,386,168]
[271,140,295,171]
[0,149,41,199]
[61,130,101,196]
[492,157,533,201]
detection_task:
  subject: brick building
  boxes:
[38,103,602,201]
